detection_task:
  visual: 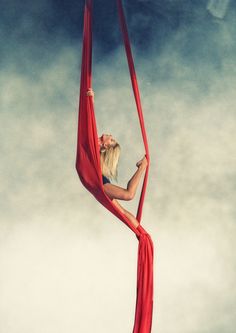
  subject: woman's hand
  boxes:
[86,88,94,97]
[136,156,148,170]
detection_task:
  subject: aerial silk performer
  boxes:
[75,1,154,332]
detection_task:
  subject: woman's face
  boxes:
[98,133,116,148]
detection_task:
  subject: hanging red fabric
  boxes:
[76,1,154,332]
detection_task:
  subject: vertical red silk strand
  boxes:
[75,1,154,332]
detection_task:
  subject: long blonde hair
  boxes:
[100,142,121,182]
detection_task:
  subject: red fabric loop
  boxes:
[76,1,154,332]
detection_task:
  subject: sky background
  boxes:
[1,0,236,332]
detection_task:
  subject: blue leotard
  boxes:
[102,175,111,184]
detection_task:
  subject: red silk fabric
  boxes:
[75,1,154,332]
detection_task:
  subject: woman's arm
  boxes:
[112,199,139,228]
[87,88,94,103]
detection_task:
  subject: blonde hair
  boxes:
[100,142,121,182]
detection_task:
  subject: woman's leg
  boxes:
[122,209,139,228]
[112,199,139,228]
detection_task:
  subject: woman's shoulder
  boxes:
[102,174,111,184]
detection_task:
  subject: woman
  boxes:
[87,88,148,229]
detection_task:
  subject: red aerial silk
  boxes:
[75,1,154,332]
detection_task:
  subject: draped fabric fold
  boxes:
[75,1,154,332]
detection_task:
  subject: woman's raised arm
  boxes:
[86,88,94,103]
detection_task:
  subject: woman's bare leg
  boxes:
[112,199,139,229]
[123,209,139,228]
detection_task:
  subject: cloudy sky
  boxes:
[0,0,236,332]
